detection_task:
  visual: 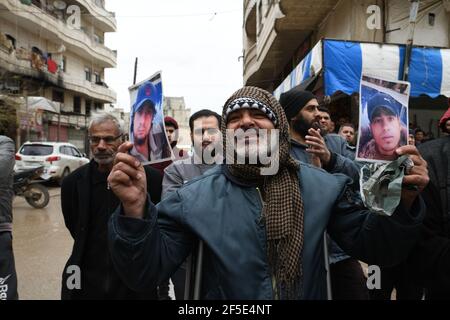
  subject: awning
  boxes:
[274,39,450,99]
[27,97,60,113]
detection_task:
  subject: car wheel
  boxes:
[59,168,70,186]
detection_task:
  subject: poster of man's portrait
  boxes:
[128,72,173,164]
[356,75,410,163]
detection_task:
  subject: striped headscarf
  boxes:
[222,86,305,299]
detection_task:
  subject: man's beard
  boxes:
[319,124,329,135]
[134,136,147,146]
[193,142,218,164]
[292,117,321,137]
[233,129,278,166]
[170,141,177,149]
[93,151,115,166]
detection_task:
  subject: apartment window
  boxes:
[94,102,103,110]
[60,56,66,72]
[94,71,101,84]
[85,100,92,116]
[85,67,92,81]
[52,90,64,103]
[5,34,16,49]
[93,34,104,44]
[31,0,42,8]
[73,96,81,114]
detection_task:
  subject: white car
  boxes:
[15,142,90,184]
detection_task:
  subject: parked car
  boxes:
[15,142,90,185]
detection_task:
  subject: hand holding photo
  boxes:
[356,75,410,163]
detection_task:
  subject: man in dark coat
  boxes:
[61,112,162,300]
[279,88,366,299]
[0,135,18,300]
[414,108,450,299]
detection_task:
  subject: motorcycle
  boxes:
[13,166,50,209]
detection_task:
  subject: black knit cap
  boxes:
[279,87,316,121]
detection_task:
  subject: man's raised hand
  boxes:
[108,142,147,219]
[396,145,429,209]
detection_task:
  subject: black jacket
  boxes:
[414,136,450,299]
[0,136,15,231]
[60,160,162,299]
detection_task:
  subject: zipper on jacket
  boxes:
[256,187,265,224]
[256,187,279,299]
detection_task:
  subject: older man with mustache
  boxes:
[60,112,163,300]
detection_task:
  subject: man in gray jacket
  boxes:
[107,86,429,300]
[159,109,221,299]
[0,135,18,300]
[163,109,221,197]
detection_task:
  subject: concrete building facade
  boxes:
[0,0,117,151]
[163,96,191,150]
[243,0,450,137]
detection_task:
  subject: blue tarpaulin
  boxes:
[274,39,450,99]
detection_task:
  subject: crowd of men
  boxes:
[0,85,449,300]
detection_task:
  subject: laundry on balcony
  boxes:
[47,58,58,74]
[15,47,31,61]
[0,33,14,54]
[31,47,45,71]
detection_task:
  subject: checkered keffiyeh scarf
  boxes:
[222,86,305,299]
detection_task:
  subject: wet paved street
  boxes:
[12,186,73,300]
[11,185,175,300]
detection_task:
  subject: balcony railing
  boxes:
[0,48,116,103]
[76,0,117,32]
[3,0,116,68]
[243,43,257,76]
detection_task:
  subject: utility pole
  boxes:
[24,83,29,142]
[402,0,420,81]
[133,57,138,85]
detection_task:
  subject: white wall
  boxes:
[386,0,449,47]
[315,0,384,43]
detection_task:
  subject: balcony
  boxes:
[0,48,116,103]
[64,77,116,103]
[75,0,117,33]
[243,0,336,89]
[0,0,117,68]
[243,43,257,81]
[244,0,256,24]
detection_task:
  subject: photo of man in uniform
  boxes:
[129,80,172,163]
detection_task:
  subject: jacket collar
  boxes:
[222,165,260,188]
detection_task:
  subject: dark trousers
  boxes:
[157,266,186,300]
[369,264,423,300]
[330,258,369,300]
[0,231,18,300]
[171,266,186,300]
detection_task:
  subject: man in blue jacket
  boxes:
[107,86,429,300]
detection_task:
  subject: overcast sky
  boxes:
[104,0,243,115]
